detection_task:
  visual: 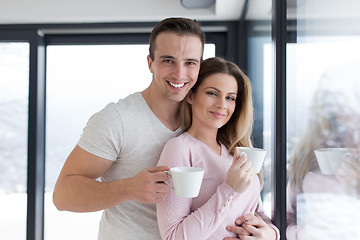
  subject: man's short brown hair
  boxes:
[149,17,205,61]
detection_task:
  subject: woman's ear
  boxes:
[186,91,194,104]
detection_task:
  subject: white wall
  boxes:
[0,0,243,24]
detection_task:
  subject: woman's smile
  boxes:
[209,111,226,119]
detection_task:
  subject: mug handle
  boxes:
[163,170,174,190]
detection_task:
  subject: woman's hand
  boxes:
[336,150,360,197]
[226,148,254,194]
[224,213,277,240]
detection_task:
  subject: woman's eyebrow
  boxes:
[205,86,237,95]
[205,86,220,92]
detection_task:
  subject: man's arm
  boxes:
[53,145,170,212]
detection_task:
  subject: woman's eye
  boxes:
[206,91,217,96]
[227,96,236,101]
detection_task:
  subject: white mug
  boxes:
[165,167,204,198]
[236,147,266,173]
[314,148,357,175]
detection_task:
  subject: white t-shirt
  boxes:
[78,92,182,240]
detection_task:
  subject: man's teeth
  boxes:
[169,82,185,88]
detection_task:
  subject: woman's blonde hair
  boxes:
[181,57,264,185]
[288,64,360,191]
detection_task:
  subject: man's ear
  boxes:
[147,55,154,74]
[186,91,194,104]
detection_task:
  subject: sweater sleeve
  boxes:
[157,181,240,240]
[157,138,246,240]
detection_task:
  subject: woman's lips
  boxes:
[210,111,225,119]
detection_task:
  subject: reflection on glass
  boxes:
[0,42,29,239]
[45,44,215,239]
[286,39,360,239]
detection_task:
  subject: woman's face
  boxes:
[187,72,238,131]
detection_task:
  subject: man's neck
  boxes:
[141,86,182,131]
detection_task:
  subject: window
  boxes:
[286,36,360,240]
[0,42,29,240]
[284,2,360,240]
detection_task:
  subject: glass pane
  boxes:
[0,42,29,239]
[248,27,272,216]
[286,2,360,240]
[262,41,272,216]
[45,44,215,239]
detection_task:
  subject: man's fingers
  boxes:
[147,165,170,173]
[155,181,170,193]
[242,223,258,235]
[145,166,171,182]
[154,171,171,182]
[241,213,266,228]
[226,225,249,234]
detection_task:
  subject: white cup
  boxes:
[236,147,266,173]
[165,167,204,198]
[314,148,357,175]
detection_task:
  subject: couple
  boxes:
[53,17,279,240]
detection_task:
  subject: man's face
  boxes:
[147,32,203,103]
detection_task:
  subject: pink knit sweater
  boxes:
[157,132,278,240]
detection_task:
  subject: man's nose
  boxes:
[171,64,186,80]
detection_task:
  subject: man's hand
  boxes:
[225,213,277,240]
[127,165,170,204]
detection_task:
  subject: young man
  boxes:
[53,17,205,240]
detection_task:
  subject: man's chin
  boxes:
[165,94,186,103]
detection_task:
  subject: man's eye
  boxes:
[186,62,196,66]
[164,59,173,63]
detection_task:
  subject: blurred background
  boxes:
[1,0,360,239]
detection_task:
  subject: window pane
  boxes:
[248,29,272,217]
[45,44,215,239]
[286,2,360,239]
[0,42,29,239]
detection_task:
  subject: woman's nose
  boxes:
[215,97,226,109]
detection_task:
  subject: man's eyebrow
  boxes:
[159,55,200,63]
[160,55,175,59]
[186,58,200,63]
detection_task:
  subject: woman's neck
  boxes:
[187,126,221,155]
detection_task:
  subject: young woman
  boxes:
[157,57,278,240]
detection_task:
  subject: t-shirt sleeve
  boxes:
[77,103,123,161]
